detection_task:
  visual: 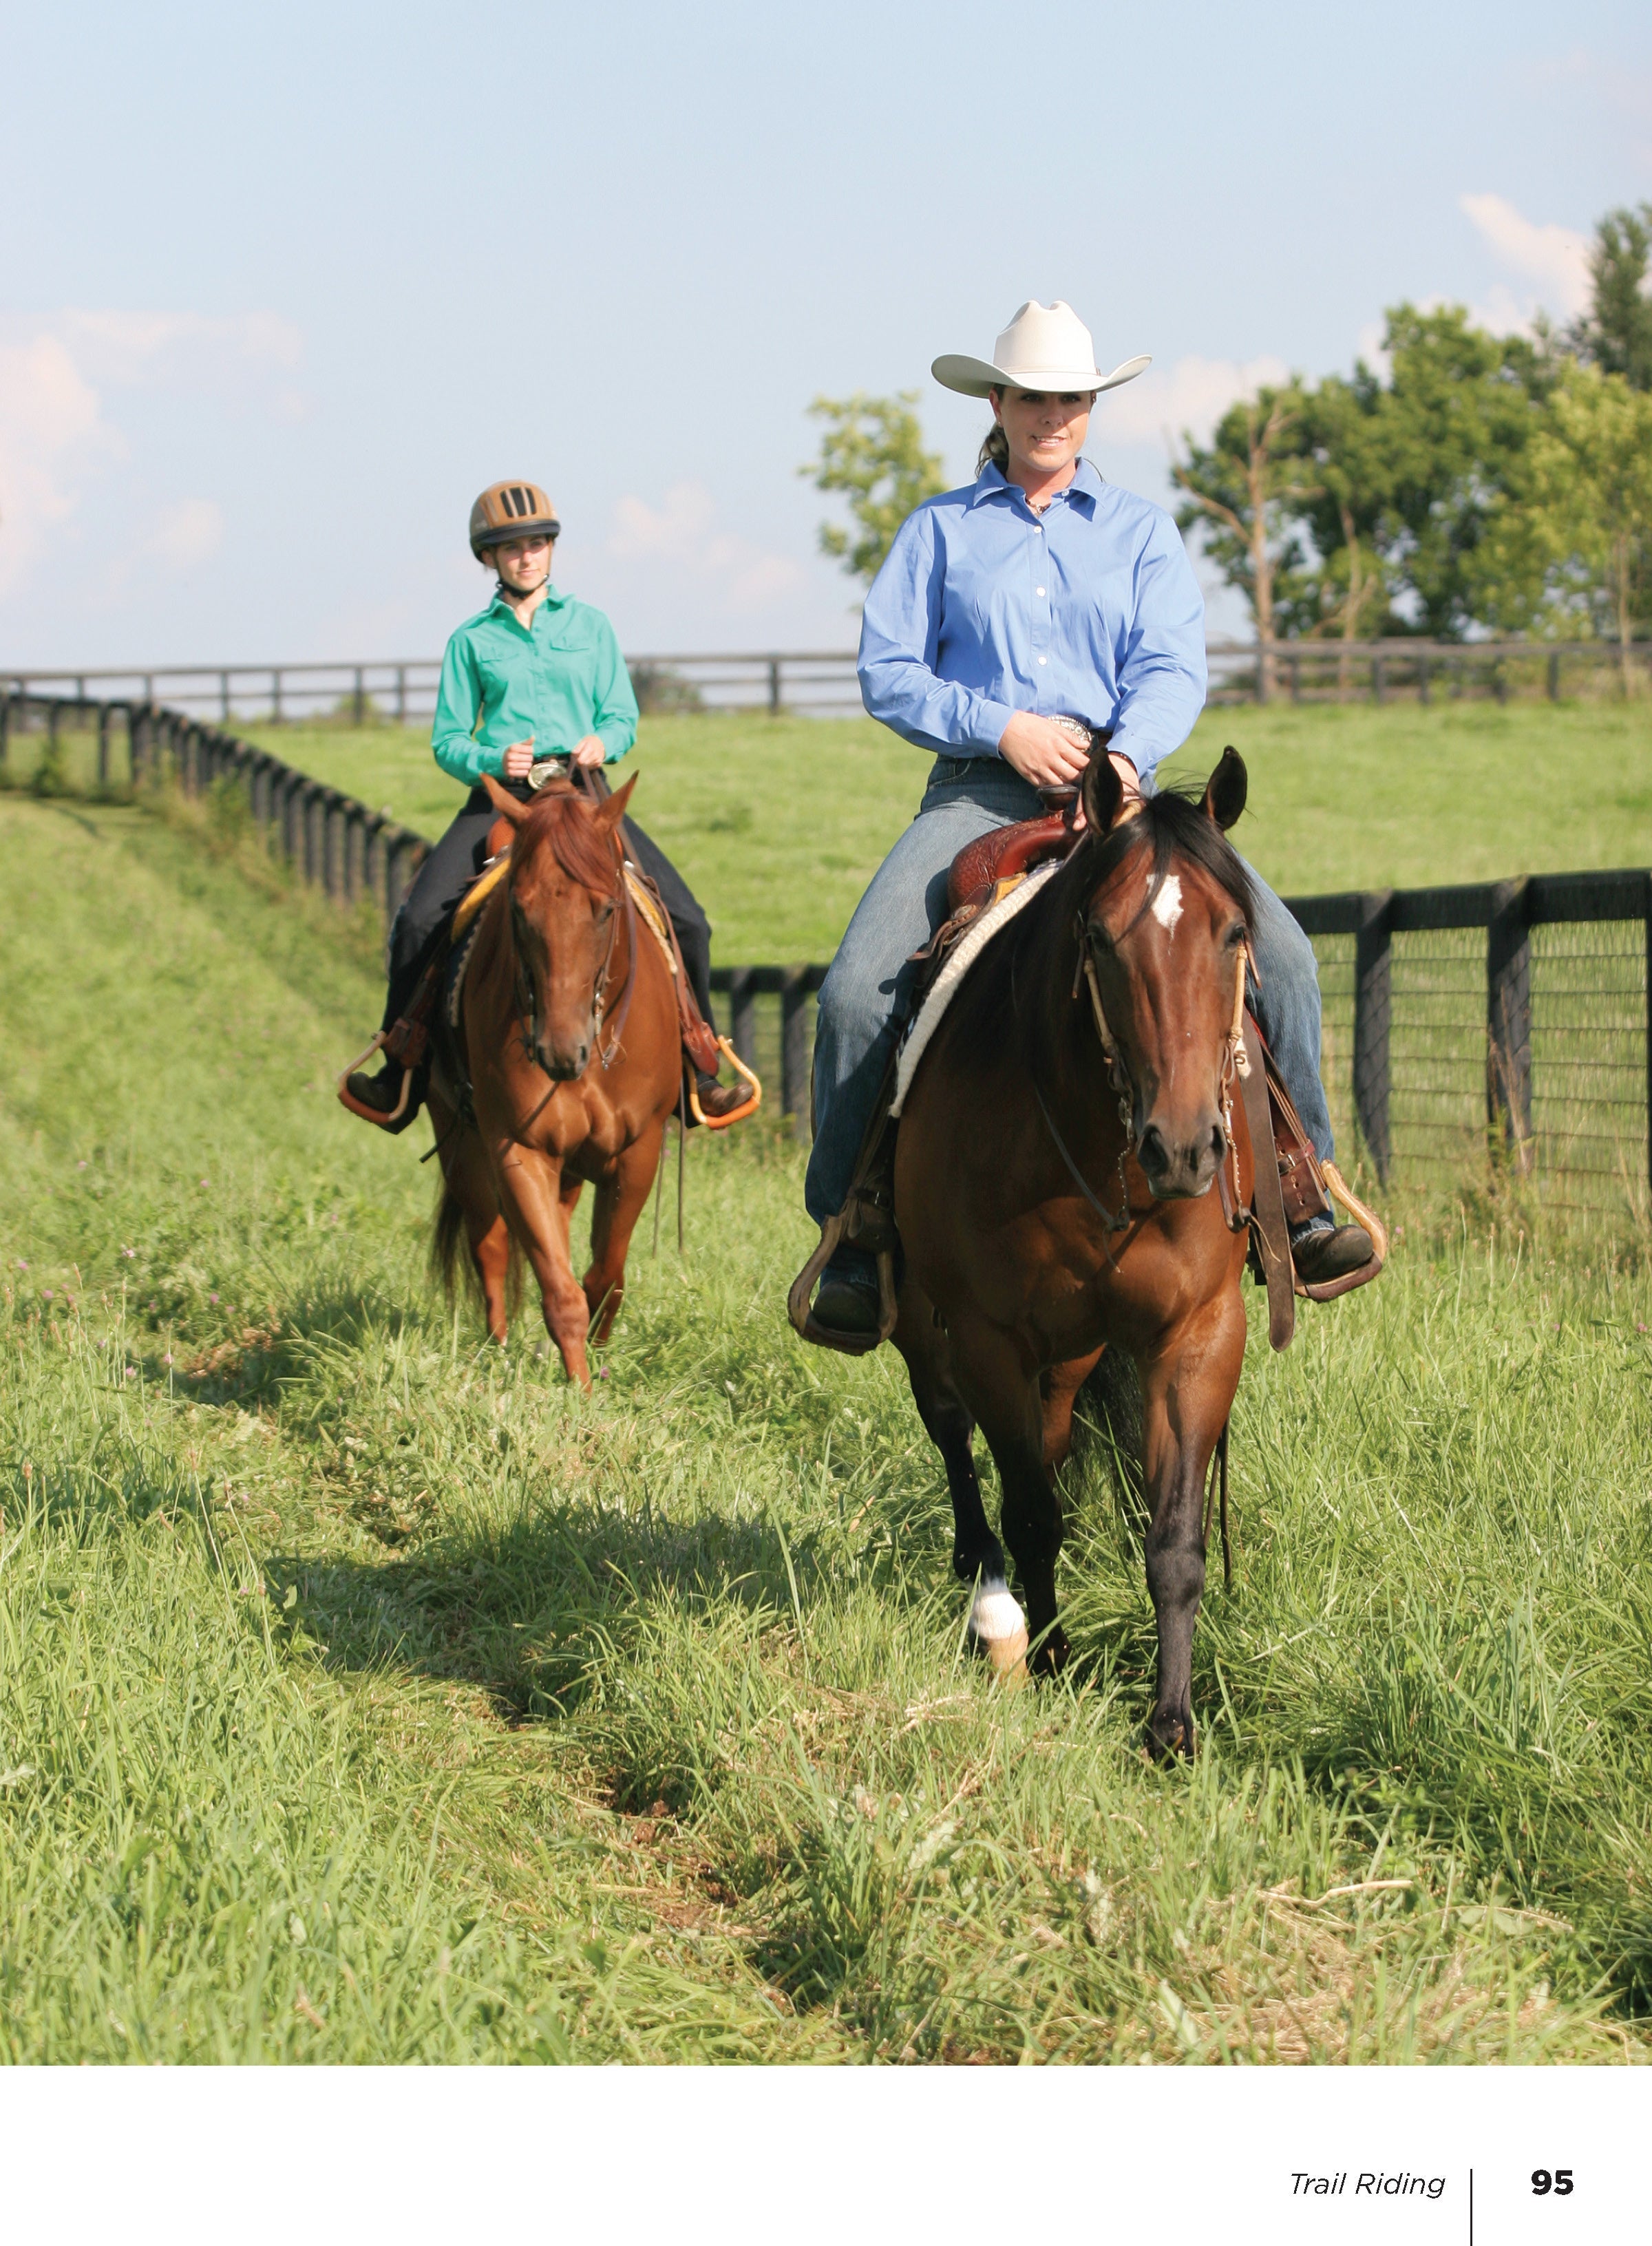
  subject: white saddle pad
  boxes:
[889,860,1061,1118]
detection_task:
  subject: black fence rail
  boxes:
[0,691,428,921]
[5,688,1646,1214]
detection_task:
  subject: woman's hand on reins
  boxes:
[570,736,606,768]
[998,712,1092,790]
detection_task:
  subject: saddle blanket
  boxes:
[889,860,1061,1119]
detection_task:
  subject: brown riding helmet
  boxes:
[469,480,561,557]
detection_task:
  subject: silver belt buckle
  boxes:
[1051,714,1095,750]
[525,755,569,790]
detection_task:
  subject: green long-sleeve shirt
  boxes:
[430,585,639,787]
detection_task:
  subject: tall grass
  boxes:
[1,790,1649,2061]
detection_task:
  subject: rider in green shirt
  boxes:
[343,479,752,1128]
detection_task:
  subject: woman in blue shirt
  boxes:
[805,303,1370,1337]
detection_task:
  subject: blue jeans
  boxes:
[804,756,1335,1228]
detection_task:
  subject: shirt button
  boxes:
[1037,655,1048,666]
[1035,586,1046,597]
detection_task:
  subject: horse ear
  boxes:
[1203,745,1247,831]
[1081,748,1124,834]
[482,774,529,826]
[594,773,637,829]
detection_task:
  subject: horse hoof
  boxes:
[968,1585,1029,1686]
[1029,1623,1070,1678]
[1147,1710,1196,1761]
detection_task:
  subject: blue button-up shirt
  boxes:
[856,458,1207,781]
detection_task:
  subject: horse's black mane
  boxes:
[941,782,1256,1065]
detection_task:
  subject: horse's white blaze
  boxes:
[969,1582,1029,1680]
[1150,873,1184,935]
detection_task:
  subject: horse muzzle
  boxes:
[1137,1114,1227,1200]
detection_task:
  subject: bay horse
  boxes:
[428,772,681,1387]
[891,747,1258,1755]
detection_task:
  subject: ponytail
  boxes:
[977,421,1009,474]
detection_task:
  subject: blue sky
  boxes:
[3,0,1649,667]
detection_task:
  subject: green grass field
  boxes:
[3,778,1651,2062]
[235,699,1652,961]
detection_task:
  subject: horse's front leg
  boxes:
[893,1282,1024,1671]
[945,1313,1068,1675]
[490,1136,593,1386]
[1136,1291,1247,1757]
[582,1121,665,1344]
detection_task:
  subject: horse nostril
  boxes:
[1138,1123,1168,1177]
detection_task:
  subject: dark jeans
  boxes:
[382,778,713,1033]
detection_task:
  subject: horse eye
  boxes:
[1086,922,1114,954]
[1224,922,1246,949]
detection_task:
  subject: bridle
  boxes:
[509,843,639,1079]
[1028,884,1252,1243]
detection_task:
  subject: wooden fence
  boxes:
[8,637,1647,725]
[0,692,428,921]
[1207,637,1652,707]
[5,687,1647,1214]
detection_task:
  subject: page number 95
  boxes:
[1532,2171,1574,2196]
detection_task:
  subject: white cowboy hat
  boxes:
[931,300,1150,399]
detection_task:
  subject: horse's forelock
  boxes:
[516,785,621,897]
[1079,786,1255,935]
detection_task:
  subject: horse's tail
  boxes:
[429,1156,522,1316]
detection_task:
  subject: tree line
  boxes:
[803,202,1652,688]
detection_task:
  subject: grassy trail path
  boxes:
[1,791,1649,2061]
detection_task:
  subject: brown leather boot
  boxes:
[339,1056,418,1130]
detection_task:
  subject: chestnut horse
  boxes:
[891,748,1259,1754]
[428,772,681,1386]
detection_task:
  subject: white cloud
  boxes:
[0,335,123,591]
[608,480,801,612]
[1460,192,1591,325]
[61,308,304,382]
[1097,352,1292,452]
[0,309,301,600]
[148,498,224,569]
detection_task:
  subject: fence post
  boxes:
[1486,878,1534,1174]
[352,667,366,728]
[219,670,231,724]
[1353,890,1393,1183]
[729,968,756,1074]
[1547,650,1561,703]
[96,703,112,788]
[1417,649,1430,706]
[1372,653,1386,708]
[0,693,10,777]
[395,666,407,724]
[1289,650,1301,706]
[271,668,283,724]
[767,658,782,717]
[780,966,809,1139]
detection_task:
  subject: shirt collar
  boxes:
[968,456,1103,516]
[489,582,567,623]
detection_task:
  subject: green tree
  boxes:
[801,391,947,586]
[1474,364,1652,688]
[1364,304,1557,639]
[1172,383,1320,691]
[1570,202,1652,391]
[1286,370,1399,661]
